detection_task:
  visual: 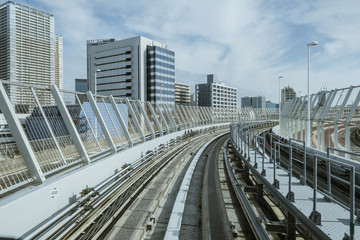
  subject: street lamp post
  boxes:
[306,41,318,147]
[94,69,101,139]
[278,76,283,133]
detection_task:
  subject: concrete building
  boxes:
[241,96,252,108]
[175,82,190,105]
[266,101,277,108]
[0,1,62,107]
[281,86,296,106]
[196,74,237,108]
[241,96,266,108]
[87,36,175,103]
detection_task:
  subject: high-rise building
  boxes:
[196,74,237,108]
[87,36,175,103]
[281,86,296,106]
[241,96,252,108]
[241,96,266,108]
[0,1,61,106]
[175,82,190,105]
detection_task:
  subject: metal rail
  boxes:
[163,133,227,239]
[230,124,332,240]
[27,130,223,239]
[224,142,271,240]
[26,132,193,239]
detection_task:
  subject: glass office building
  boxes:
[87,36,175,103]
[147,46,175,104]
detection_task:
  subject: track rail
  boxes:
[27,128,229,240]
[223,142,271,240]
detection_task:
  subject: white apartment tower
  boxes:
[281,86,296,107]
[196,74,237,108]
[0,1,62,106]
[87,36,175,103]
[175,82,190,105]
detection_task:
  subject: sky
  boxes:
[6,0,360,103]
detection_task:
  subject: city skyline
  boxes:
[7,0,360,103]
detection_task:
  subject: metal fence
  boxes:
[280,85,360,156]
[0,80,279,194]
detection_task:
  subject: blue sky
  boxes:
[6,0,360,103]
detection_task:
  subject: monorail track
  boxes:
[28,127,227,240]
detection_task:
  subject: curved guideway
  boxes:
[162,133,237,240]
[102,129,228,240]
[204,134,233,239]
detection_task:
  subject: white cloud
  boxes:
[9,0,360,103]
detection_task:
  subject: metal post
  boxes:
[136,100,155,139]
[270,133,273,163]
[109,96,133,147]
[273,141,279,189]
[326,149,332,199]
[247,132,250,161]
[125,98,145,142]
[260,136,266,176]
[87,91,116,153]
[303,142,307,185]
[333,87,353,150]
[147,102,163,136]
[286,145,294,202]
[309,156,321,225]
[31,87,66,164]
[179,105,190,128]
[277,137,281,167]
[101,97,123,141]
[350,166,355,240]
[254,136,258,169]
[155,103,170,134]
[75,94,101,150]
[0,82,45,183]
[51,85,90,164]
[164,104,177,131]
[171,105,182,130]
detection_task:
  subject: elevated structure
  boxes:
[0,80,277,237]
[280,85,360,155]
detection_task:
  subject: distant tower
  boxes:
[281,86,296,106]
[0,1,60,106]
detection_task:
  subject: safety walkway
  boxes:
[240,140,359,240]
